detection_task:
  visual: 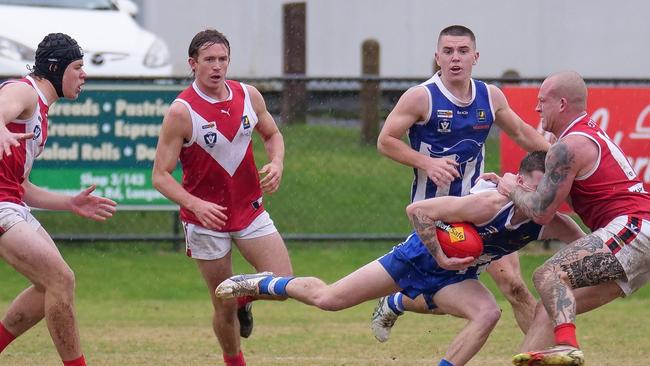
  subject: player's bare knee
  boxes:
[480,305,502,328]
[312,290,346,311]
[468,304,501,331]
[488,308,503,329]
[532,264,554,289]
[46,266,76,296]
[213,300,237,319]
[312,296,341,311]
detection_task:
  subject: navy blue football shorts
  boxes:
[378,232,479,309]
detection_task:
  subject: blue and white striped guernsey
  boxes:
[408,72,495,201]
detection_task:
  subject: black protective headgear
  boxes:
[33,33,84,98]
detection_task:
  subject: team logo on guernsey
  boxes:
[242,115,251,129]
[437,110,453,119]
[203,132,217,147]
[241,115,252,136]
[477,109,487,121]
[33,125,41,140]
[437,119,452,133]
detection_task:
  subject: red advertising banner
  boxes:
[501,87,650,194]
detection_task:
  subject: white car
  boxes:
[0,0,172,78]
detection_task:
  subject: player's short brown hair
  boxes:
[188,29,230,58]
[438,25,476,47]
[519,151,547,175]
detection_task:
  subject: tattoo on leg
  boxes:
[562,253,626,288]
[551,277,576,324]
[548,235,604,266]
[536,234,622,326]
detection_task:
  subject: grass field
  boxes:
[1,243,649,365]
[32,124,500,237]
[2,124,630,364]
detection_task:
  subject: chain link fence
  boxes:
[8,76,649,246]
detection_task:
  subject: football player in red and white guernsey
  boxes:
[498,71,650,366]
[152,29,292,366]
[0,33,117,366]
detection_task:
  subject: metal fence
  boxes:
[6,76,650,246]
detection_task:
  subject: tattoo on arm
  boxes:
[410,209,441,257]
[511,143,574,217]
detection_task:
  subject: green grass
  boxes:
[1,243,649,365]
[33,124,501,237]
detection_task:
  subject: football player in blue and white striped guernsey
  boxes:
[376,24,552,338]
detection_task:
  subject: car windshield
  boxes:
[0,0,116,10]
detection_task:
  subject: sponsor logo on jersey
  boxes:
[33,125,41,140]
[457,109,469,117]
[437,119,452,133]
[203,132,217,147]
[477,109,487,121]
[201,122,216,129]
[437,110,453,119]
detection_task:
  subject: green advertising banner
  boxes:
[32,84,184,209]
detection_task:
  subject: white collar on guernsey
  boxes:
[25,75,49,107]
[469,178,497,194]
[192,80,233,104]
[432,72,476,107]
[558,112,588,140]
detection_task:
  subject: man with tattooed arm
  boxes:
[494,71,650,366]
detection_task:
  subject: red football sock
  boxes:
[236,296,253,309]
[554,323,579,348]
[63,354,86,366]
[0,322,16,353]
[223,351,246,366]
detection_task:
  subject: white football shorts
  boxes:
[592,215,650,295]
[183,210,277,260]
[0,202,41,235]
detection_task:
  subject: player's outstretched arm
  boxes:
[22,180,117,221]
[490,85,550,153]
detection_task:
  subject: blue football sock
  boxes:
[386,293,405,315]
[258,276,294,296]
[438,359,454,366]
